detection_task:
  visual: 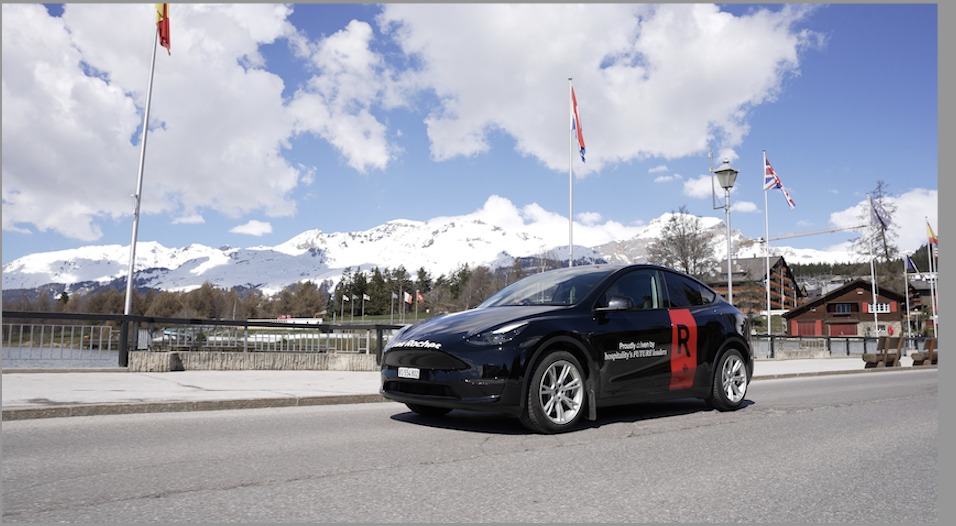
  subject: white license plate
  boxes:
[398,367,420,380]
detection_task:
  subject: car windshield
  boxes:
[477,266,617,308]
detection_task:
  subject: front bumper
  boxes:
[380,346,525,415]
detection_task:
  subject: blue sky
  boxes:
[2,3,939,267]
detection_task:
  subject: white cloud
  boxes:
[732,201,759,213]
[1,3,824,242]
[288,19,405,173]
[379,3,819,173]
[655,172,686,183]
[437,195,646,249]
[576,212,603,226]
[683,175,715,199]
[2,4,305,240]
[829,188,938,253]
[172,214,205,225]
[649,165,669,173]
[230,220,273,236]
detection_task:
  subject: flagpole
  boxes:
[904,258,911,347]
[867,194,879,337]
[763,151,771,334]
[568,78,574,268]
[926,218,938,338]
[123,28,160,316]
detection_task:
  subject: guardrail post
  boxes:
[376,326,384,366]
[119,318,129,367]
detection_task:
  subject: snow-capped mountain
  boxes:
[2,212,853,296]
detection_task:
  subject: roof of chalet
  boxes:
[783,278,906,320]
[718,255,787,279]
[708,255,807,298]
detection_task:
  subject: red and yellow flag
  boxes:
[928,221,938,246]
[156,4,170,54]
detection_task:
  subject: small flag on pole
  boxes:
[342,295,349,302]
[905,254,924,280]
[363,294,370,301]
[571,87,586,163]
[404,292,413,304]
[869,194,891,231]
[763,156,795,209]
[155,4,170,54]
[928,221,938,257]
[417,291,424,302]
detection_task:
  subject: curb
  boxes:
[751,364,936,381]
[2,366,936,421]
[2,368,129,374]
[2,394,390,421]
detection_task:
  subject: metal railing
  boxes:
[749,334,924,359]
[2,322,120,366]
[2,311,404,368]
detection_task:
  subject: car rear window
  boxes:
[663,271,715,307]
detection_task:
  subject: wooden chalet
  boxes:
[708,255,806,314]
[782,278,906,337]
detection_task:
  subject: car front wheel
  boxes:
[706,348,748,411]
[520,351,586,434]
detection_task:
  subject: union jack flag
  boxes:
[763,155,795,209]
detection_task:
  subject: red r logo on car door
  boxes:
[668,309,698,390]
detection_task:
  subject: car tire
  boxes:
[405,403,452,417]
[705,348,748,411]
[520,350,586,434]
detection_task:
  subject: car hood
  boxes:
[392,305,567,346]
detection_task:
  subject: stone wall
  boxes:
[128,351,377,372]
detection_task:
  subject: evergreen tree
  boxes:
[367,267,389,315]
[291,281,325,318]
[416,267,433,294]
[145,290,184,318]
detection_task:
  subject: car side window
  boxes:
[600,269,661,309]
[663,271,713,307]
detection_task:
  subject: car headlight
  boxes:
[382,326,409,353]
[466,321,529,347]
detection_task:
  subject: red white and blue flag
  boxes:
[571,87,586,163]
[905,254,924,280]
[868,194,891,231]
[763,155,795,209]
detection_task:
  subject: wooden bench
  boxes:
[862,336,903,368]
[910,338,938,366]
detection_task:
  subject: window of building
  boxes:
[870,303,891,314]
[827,303,858,313]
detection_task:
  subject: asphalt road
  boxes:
[2,370,937,522]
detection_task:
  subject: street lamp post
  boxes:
[713,158,738,306]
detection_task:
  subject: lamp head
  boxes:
[714,158,738,189]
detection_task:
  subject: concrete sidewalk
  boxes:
[1,356,933,420]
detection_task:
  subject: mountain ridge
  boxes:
[2,212,853,296]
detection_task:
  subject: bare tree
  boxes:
[646,205,717,278]
[850,180,902,290]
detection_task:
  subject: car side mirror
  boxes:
[596,295,635,312]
